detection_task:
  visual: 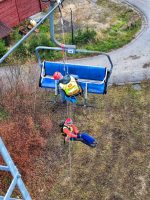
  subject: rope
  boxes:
[68,131,73,191]
[59,8,68,74]
[67,102,73,199]
[59,6,73,199]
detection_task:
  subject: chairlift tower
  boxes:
[0,137,32,200]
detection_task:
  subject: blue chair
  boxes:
[40,61,109,94]
[36,46,113,105]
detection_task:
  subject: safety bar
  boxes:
[35,46,114,76]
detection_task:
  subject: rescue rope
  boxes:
[59,7,68,74]
[59,6,73,199]
[68,127,73,190]
[67,103,73,199]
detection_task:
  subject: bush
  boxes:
[39,19,50,33]
[14,43,28,61]
[0,39,7,58]
[28,33,51,54]
[10,29,22,43]
[74,28,97,45]
[28,33,63,60]
[39,33,51,46]
[39,39,59,60]
[6,29,29,63]
[28,35,39,54]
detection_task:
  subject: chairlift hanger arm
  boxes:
[49,0,76,49]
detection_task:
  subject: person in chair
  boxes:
[53,72,83,104]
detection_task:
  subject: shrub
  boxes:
[28,33,51,54]
[0,39,7,58]
[7,29,28,63]
[28,35,39,54]
[13,43,28,62]
[39,19,50,33]
[39,33,51,46]
[10,28,22,43]
[74,27,97,45]
[28,33,62,60]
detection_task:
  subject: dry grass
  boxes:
[0,81,150,199]
[48,81,150,200]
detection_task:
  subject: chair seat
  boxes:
[79,81,106,94]
[40,76,106,94]
[39,61,108,94]
[40,77,55,88]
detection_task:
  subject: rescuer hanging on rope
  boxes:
[53,72,83,104]
[59,118,97,148]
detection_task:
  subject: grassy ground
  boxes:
[0,80,149,199]
[84,1,142,52]
[61,0,142,51]
[47,81,150,200]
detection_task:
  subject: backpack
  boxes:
[59,121,67,137]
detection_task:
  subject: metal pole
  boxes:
[0,138,32,200]
[70,8,74,44]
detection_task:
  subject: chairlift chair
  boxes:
[36,46,113,106]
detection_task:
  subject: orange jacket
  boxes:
[63,124,79,138]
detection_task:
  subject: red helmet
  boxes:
[65,118,73,126]
[53,72,62,80]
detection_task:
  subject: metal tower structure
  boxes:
[0,137,32,200]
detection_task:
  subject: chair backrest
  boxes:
[44,61,106,81]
